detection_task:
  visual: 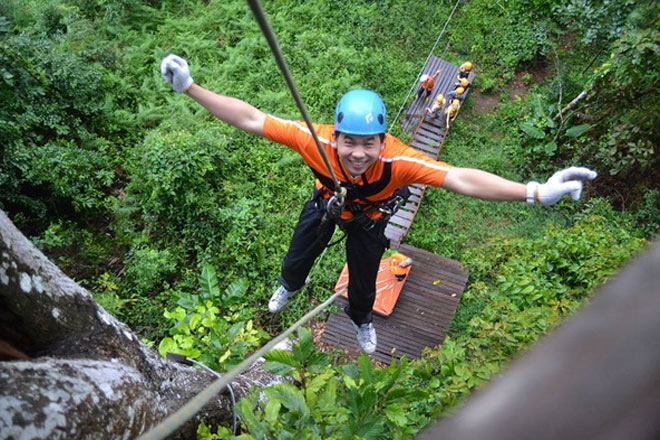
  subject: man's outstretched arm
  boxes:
[442,167,597,205]
[161,54,266,137]
[186,84,266,137]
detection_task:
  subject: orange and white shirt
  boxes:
[421,76,436,92]
[263,115,452,219]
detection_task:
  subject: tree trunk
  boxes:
[0,210,283,439]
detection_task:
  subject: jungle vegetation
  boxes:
[1,0,658,438]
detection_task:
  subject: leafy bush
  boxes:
[124,247,177,296]
[158,265,268,372]
[0,15,134,229]
[449,0,554,81]
[232,327,427,440]
[553,0,637,45]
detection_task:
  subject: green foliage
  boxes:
[453,199,646,337]
[124,247,177,296]
[158,264,268,371]
[631,189,660,238]
[449,0,554,82]
[554,0,637,45]
[577,25,660,177]
[515,93,594,171]
[3,1,655,436]
[236,328,426,439]
[0,14,135,227]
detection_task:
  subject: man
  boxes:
[417,69,441,100]
[161,54,597,354]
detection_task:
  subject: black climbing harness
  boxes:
[314,185,411,234]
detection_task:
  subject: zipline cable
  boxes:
[245,0,346,201]
[390,0,462,130]
[137,286,345,440]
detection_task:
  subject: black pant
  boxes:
[279,198,389,325]
[417,87,431,99]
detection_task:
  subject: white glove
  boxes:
[160,54,194,93]
[526,167,597,206]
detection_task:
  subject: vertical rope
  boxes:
[246,0,344,197]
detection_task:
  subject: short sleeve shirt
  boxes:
[262,115,452,217]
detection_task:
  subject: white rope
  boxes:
[390,0,462,130]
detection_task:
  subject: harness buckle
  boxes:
[378,194,405,219]
[326,193,346,219]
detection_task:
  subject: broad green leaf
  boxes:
[157,337,178,358]
[237,399,268,439]
[223,278,249,302]
[176,296,196,309]
[519,122,545,139]
[384,403,408,427]
[264,349,299,367]
[264,399,281,425]
[199,264,220,300]
[265,385,309,417]
[262,361,294,377]
[356,417,386,440]
[306,371,335,395]
[292,327,314,363]
[343,375,357,389]
[544,141,557,155]
[565,124,592,138]
[306,351,329,373]
[341,362,359,380]
[189,313,201,331]
[219,349,231,363]
[358,353,374,384]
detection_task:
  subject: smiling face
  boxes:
[335,132,385,177]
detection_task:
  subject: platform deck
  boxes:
[321,244,469,364]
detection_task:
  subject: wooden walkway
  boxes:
[321,244,469,364]
[321,56,473,363]
[386,56,475,248]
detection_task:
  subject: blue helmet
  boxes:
[334,89,386,135]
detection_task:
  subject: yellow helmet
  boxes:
[455,87,465,95]
[452,99,460,106]
[435,94,445,102]
[460,78,470,87]
[460,61,473,71]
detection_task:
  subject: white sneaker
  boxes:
[352,321,377,354]
[268,285,299,313]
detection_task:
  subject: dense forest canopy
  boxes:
[1,0,658,438]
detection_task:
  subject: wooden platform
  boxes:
[321,244,469,364]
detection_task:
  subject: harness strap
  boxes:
[309,161,393,204]
[313,186,410,231]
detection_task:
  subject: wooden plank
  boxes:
[392,209,415,221]
[417,126,445,141]
[410,141,439,156]
[388,215,413,229]
[408,194,422,204]
[400,244,466,271]
[414,131,441,147]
